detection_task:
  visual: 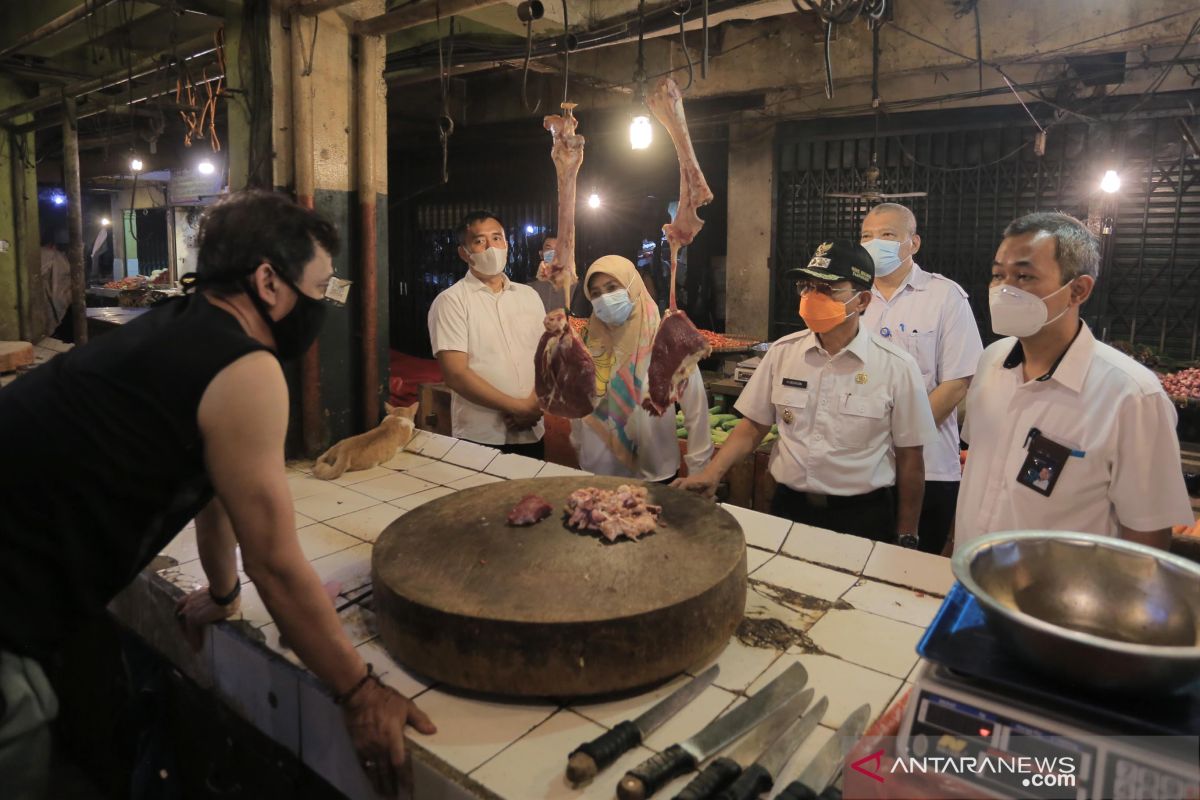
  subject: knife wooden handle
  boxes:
[619,745,697,800]
[568,720,642,784]
[774,780,818,800]
[714,763,773,800]
[672,756,741,800]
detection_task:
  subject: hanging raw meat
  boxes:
[535,103,596,418]
[642,78,714,416]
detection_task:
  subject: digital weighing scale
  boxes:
[897,584,1200,799]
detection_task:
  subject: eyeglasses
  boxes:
[795,280,853,297]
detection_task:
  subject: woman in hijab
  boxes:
[571,255,712,481]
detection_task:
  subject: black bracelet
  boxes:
[335,664,379,706]
[209,580,242,607]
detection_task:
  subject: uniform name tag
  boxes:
[782,378,808,389]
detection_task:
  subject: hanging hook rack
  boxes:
[673,0,694,91]
[517,0,544,113]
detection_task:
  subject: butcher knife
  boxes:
[567,665,721,785]
[711,695,830,800]
[673,691,822,800]
[616,662,809,800]
[774,704,872,800]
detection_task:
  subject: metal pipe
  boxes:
[354,0,507,36]
[357,33,383,430]
[62,94,88,346]
[0,0,123,61]
[296,0,365,16]
[0,34,215,124]
[292,11,323,455]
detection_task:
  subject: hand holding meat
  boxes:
[504,393,544,430]
[343,678,437,797]
[535,309,596,419]
[671,472,719,499]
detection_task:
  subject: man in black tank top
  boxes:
[0,191,435,798]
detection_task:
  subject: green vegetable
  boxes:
[709,405,721,414]
[676,427,688,438]
[721,419,740,431]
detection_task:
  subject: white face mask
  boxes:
[989,281,1073,338]
[469,246,508,276]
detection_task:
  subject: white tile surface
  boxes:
[447,473,503,490]
[720,504,792,552]
[381,451,437,471]
[442,440,501,472]
[485,453,545,480]
[330,465,396,486]
[355,638,434,699]
[293,486,380,521]
[308,543,374,592]
[212,625,301,754]
[746,548,774,575]
[471,709,655,799]
[160,528,199,565]
[536,462,591,478]
[392,487,457,510]
[351,472,439,502]
[781,523,875,574]
[287,473,339,500]
[408,688,556,774]
[748,654,901,730]
[805,610,923,679]
[405,461,481,487]
[295,523,365,562]
[408,431,458,460]
[689,638,783,693]
[744,585,827,633]
[841,580,943,628]
[295,511,315,529]
[862,542,954,595]
[232,581,274,629]
[751,554,860,602]
[324,504,407,544]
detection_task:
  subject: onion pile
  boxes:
[1159,367,1200,399]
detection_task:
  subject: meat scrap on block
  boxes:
[535,103,596,418]
[642,77,714,416]
[565,485,662,542]
[507,494,554,526]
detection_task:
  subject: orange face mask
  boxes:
[799,289,860,334]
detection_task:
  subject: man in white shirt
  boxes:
[428,211,547,458]
[860,203,983,554]
[677,240,937,544]
[954,212,1192,553]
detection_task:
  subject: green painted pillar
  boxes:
[0,76,41,342]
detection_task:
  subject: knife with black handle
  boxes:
[774,704,871,800]
[712,697,829,800]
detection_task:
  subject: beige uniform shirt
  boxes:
[955,323,1192,551]
[736,323,937,495]
[428,272,546,445]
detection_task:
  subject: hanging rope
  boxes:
[560,0,570,104]
[436,4,455,184]
[674,0,693,91]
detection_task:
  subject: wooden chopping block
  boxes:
[0,342,34,373]
[372,476,746,697]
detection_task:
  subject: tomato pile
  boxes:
[103,276,148,291]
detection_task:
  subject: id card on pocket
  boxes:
[1016,428,1071,497]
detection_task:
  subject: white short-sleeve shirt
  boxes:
[428,272,546,445]
[955,323,1192,551]
[860,263,983,482]
[735,323,938,495]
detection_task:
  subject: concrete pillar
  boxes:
[0,76,43,342]
[725,118,775,341]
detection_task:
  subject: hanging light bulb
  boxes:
[197,159,215,175]
[630,114,652,150]
[101,217,111,226]
[130,157,144,172]
[587,193,601,209]
[1100,169,1121,194]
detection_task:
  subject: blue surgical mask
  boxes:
[593,289,635,326]
[862,238,911,278]
[542,249,556,265]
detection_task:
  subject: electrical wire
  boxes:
[1116,15,1200,122]
[436,3,454,184]
[521,15,540,113]
[824,20,835,99]
[561,0,570,105]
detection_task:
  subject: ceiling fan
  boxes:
[824,20,927,202]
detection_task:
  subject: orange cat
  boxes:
[312,402,419,480]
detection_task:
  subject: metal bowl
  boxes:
[953,531,1200,693]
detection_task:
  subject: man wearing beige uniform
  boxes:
[954,212,1192,553]
[429,211,547,459]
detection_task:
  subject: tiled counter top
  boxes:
[110,430,953,800]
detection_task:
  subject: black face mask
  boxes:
[243,270,327,361]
